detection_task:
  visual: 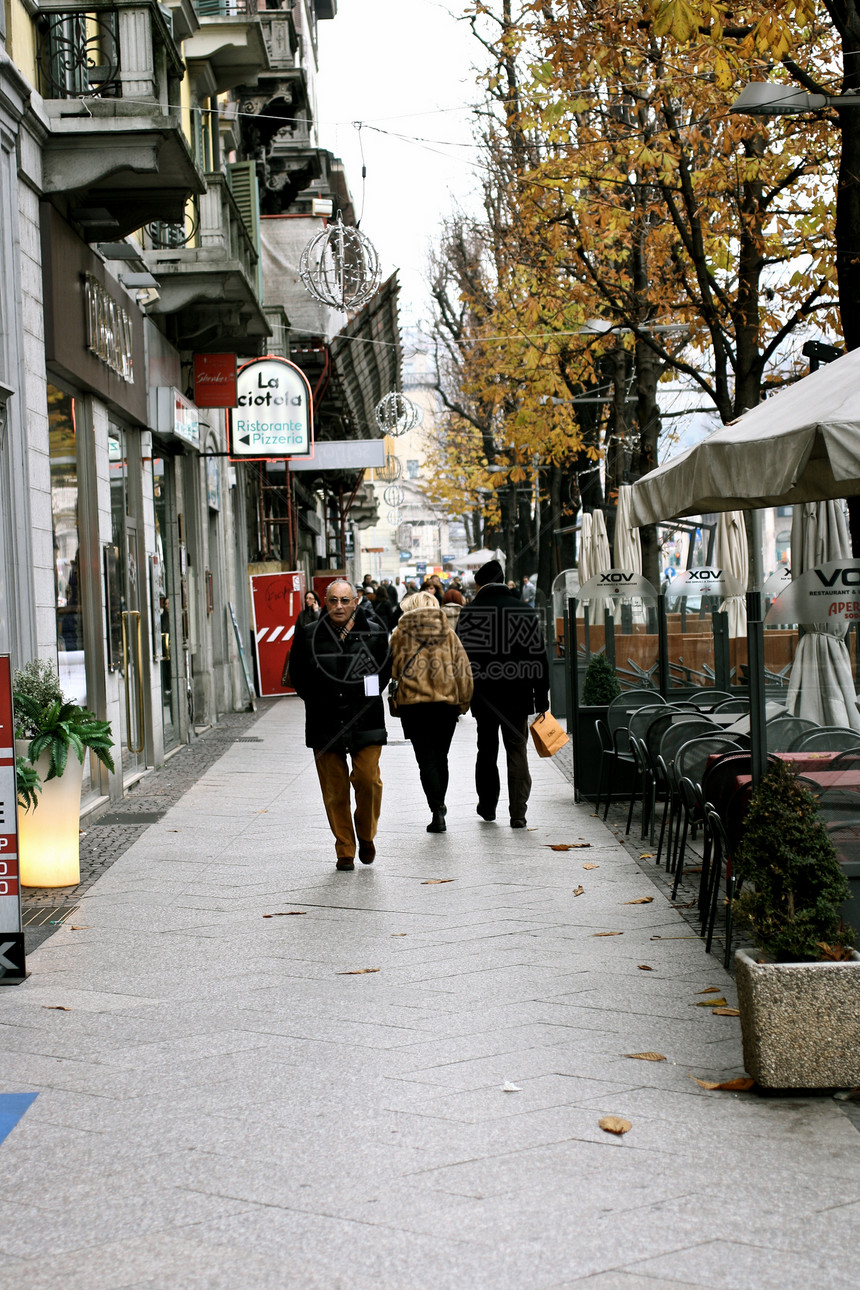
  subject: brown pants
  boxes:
[314,745,383,859]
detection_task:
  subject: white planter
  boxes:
[15,741,83,888]
[735,947,860,1089]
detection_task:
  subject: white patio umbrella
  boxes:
[590,509,612,575]
[577,512,593,592]
[628,346,860,526]
[614,485,642,573]
[457,546,506,570]
[715,510,748,636]
[785,501,860,730]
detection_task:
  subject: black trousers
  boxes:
[400,704,459,811]
[471,691,531,821]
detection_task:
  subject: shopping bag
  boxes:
[529,711,569,758]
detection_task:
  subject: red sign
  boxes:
[194,353,237,408]
[249,571,306,697]
[0,655,22,934]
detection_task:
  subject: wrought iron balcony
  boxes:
[37,0,205,236]
[183,0,269,93]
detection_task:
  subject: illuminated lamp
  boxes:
[16,746,84,887]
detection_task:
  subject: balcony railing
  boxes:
[37,9,121,99]
[145,197,200,249]
[195,0,258,15]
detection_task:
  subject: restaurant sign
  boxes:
[664,567,745,601]
[766,560,860,627]
[577,570,658,606]
[228,357,313,461]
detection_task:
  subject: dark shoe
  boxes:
[336,856,355,871]
[477,803,496,821]
[427,811,447,833]
[358,839,376,865]
[510,818,527,829]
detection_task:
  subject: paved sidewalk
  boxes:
[2,700,860,1290]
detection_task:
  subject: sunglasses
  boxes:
[327,596,355,605]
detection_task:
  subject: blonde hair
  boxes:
[400,590,438,614]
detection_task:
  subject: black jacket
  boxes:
[288,603,392,753]
[457,582,550,713]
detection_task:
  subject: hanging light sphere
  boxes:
[383,484,405,507]
[375,453,402,483]
[387,509,401,527]
[299,211,381,311]
[375,391,422,437]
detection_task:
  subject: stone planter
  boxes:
[735,947,860,1089]
[15,741,84,888]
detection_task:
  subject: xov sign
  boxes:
[228,357,314,461]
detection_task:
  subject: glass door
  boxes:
[109,425,145,773]
[153,454,179,749]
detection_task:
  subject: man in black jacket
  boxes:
[288,580,391,870]
[457,559,550,828]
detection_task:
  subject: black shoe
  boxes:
[510,818,527,829]
[358,839,376,865]
[427,811,447,833]
[477,803,496,821]
[336,856,355,871]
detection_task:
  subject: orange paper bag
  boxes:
[529,711,569,758]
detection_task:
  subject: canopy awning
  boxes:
[629,347,860,527]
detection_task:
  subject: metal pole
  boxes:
[568,596,581,802]
[746,590,766,786]
[657,593,669,697]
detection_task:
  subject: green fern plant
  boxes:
[13,662,115,783]
[15,756,41,812]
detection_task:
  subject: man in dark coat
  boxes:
[457,559,550,828]
[289,579,391,870]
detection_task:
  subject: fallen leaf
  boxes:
[336,968,380,975]
[691,1075,755,1091]
[640,852,654,859]
[583,862,600,870]
[572,885,585,896]
[625,1052,666,1062]
[650,934,698,940]
[697,987,722,994]
[695,998,728,1008]
[672,900,697,909]
[593,931,623,937]
[624,897,654,905]
[637,964,654,971]
[712,1007,740,1017]
[69,926,91,931]
[599,1116,632,1135]
[263,911,307,918]
[391,933,407,938]
[422,879,455,885]
[545,843,591,851]
[42,1005,70,1011]
[501,1082,521,1092]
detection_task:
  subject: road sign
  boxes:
[0,656,25,984]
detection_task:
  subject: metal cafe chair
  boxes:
[790,726,860,754]
[623,705,669,836]
[702,805,739,969]
[601,691,667,820]
[671,735,743,900]
[642,710,712,848]
[765,715,817,752]
[655,718,721,869]
[712,697,750,714]
[683,690,733,709]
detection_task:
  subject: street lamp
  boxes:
[730,82,860,115]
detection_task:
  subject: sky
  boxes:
[316,0,483,330]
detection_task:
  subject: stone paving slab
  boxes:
[1,700,860,1289]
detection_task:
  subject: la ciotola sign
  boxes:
[228,356,314,461]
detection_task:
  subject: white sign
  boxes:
[229,357,313,460]
[664,567,745,601]
[577,570,658,606]
[766,560,860,627]
[155,387,200,450]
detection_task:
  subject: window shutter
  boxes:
[227,160,263,300]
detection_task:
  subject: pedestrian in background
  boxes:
[372,585,395,633]
[296,589,320,631]
[457,559,550,828]
[288,579,391,871]
[441,587,465,630]
[390,590,473,833]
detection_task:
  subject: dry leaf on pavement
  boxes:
[263,911,307,918]
[546,843,592,851]
[697,986,721,994]
[691,1075,755,1091]
[391,933,407,938]
[695,997,728,1008]
[572,886,585,896]
[640,852,654,859]
[599,1116,632,1135]
[42,1005,71,1010]
[583,862,599,870]
[70,926,91,931]
[712,1006,740,1016]
[336,968,380,975]
[593,931,623,937]
[625,1052,666,1062]
[624,897,654,905]
[637,964,654,971]
[422,878,455,885]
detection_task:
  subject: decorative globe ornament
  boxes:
[387,509,401,527]
[375,453,402,483]
[383,484,405,507]
[375,391,422,438]
[299,211,381,311]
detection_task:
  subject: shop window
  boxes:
[48,385,86,707]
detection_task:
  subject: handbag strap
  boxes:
[399,639,430,680]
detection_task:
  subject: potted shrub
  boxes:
[14,661,115,888]
[582,651,622,706]
[733,758,859,1088]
